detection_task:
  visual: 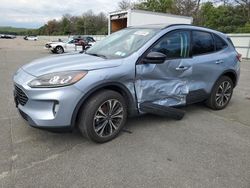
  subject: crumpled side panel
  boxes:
[136,79,188,106]
[135,62,191,107]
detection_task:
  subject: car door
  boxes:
[66,39,77,52]
[135,30,193,107]
[188,30,227,96]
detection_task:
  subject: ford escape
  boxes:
[13,24,241,142]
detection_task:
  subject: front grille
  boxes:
[15,85,28,106]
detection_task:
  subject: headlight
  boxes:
[28,71,88,88]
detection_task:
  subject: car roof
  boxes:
[129,24,171,29]
[129,24,226,37]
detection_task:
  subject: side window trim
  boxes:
[137,29,192,64]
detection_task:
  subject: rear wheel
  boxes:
[78,90,127,143]
[55,46,64,54]
[206,76,233,110]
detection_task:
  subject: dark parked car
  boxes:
[82,36,96,44]
[0,34,16,39]
[73,36,96,46]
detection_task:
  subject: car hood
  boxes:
[22,53,122,77]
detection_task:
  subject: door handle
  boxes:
[215,60,224,64]
[176,66,189,71]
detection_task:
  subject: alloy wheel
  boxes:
[56,47,63,54]
[93,99,124,137]
[215,81,232,107]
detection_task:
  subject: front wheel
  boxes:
[206,76,234,110]
[78,90,127,143]
[55,46,64,54]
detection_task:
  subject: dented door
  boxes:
[135,30,192,107]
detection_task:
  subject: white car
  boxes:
[45,37,96,54]
[24,35,38,41]
[45,38,84,54]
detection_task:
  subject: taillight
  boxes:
[237,53,242,62]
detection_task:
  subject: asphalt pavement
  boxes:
[0,38,249,188]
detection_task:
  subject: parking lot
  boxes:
[0,38,250,188]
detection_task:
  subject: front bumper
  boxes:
[44,47,55,52]
[13,69,83,128]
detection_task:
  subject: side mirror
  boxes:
[143,51,167,64]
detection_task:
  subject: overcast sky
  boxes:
[0,0,122,28]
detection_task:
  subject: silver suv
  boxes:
[13,24,241,143]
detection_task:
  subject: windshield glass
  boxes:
[86,28,160,59]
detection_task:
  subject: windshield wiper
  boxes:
[85,52,107,59]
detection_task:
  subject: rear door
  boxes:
[66,39,81,52]
[135,30,193,107]
[188,31,228,96]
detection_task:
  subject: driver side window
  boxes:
[151,30,190,59]
[68,40,76,44]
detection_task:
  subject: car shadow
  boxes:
[22,102,209,144]
[123,102,209,132]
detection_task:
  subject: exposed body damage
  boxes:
[136,60,191,109]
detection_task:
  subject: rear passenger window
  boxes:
[214,35,227,51]
[151,30,190,59]
[192,31,214,56]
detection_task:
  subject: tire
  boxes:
[78,90,128,143]
[206,76,233,110]
[55,46,64,54]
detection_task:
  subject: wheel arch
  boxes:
[207,69,238,97]
[220,70,237,88]
[71,82,138,128]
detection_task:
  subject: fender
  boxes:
[70,81,139,128]
[216,69,238,87]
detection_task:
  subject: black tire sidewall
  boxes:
[78,90,128,143]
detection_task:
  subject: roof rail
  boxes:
[164,24,192,29]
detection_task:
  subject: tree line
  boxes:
[2,0,250,35]
[119,0,250,33]
[35,10,108,36]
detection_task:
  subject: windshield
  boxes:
[86,28,160,59]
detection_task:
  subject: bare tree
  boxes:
[118,0,133,10]
[213,0,232,5]
[174,0,201,16]
[234,0,250,19]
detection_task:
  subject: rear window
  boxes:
[214,34,228,51]
[192,31,214,56]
